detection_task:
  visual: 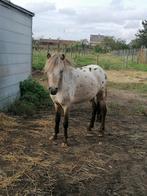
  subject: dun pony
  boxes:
[44,53,107,147]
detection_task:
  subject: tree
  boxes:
[129,39,140,48]
[103,36,116,51]
[102,37,128,51]
[136,20,147,47]
[94,44,104,53]
[130,20,147,48]
[115,39,129,50]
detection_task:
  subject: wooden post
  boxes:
[131,49,134,63]
[96,54,99,65]
[145,48,147,64]
[57,40,60,52]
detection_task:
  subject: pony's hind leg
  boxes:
[96,101,101,122]
[96,90,107,136]
[88,98,97,131]
[99,100,107,136]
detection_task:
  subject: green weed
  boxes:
[8,78,52,116]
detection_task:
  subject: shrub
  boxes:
[8,100,36,116]
[20,79,51,107]
[8,78,52,116]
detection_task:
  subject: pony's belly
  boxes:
[71,86,98,104]
[71,95,95,104]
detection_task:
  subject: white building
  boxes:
[0,0,34,109]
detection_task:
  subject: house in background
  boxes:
[90,34,106,46]
[0,0,34,109]
[33,38,78,50]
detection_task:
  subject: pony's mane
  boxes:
[44,53,73,73]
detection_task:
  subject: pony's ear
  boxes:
[61,54,65,60]
[47,53,51,59]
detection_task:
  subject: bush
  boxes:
[8,78,52,116]
[8,100,36,116]
[20,79,51,107]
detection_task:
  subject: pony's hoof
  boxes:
[61,142,69,148]
[49,135,57,141]
[49,136,58,145]
[86,133,93,137]
[87,127,92,132]
[49,136,54,140]
[98,132,104,137]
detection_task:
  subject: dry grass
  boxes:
[0,113,17,130]
[107,70,147,84]
[0,113,18,143]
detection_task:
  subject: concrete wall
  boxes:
[0,1,33,109]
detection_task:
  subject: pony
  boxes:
[44,53,107,147]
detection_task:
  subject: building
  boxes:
[0,0,34,109]
[90,34,106,46]
[33,38,78,50]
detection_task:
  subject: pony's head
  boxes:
[44,53,71,95]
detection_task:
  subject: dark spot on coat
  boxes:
[89,68,91,71]
[94,68,97,70]
[83,70,86,72]
[102,81,104,84]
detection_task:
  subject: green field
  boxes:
[33,50,47,70]
[33,50,147,72]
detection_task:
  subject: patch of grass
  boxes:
[126,62,147,72]
[73,54,97,66]
[134,104,147,116]
[73,53,147,71]
[33,50,47,70]
[108,81,147,93]
[8,78,52,116]
[98,54,123,70]
[32,51,147,72]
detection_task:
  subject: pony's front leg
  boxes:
[51,103,61,140]
[62,106,69,147]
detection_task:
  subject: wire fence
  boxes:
[112,48,147,65]
[33,44,147,71]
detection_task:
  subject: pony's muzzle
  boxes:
[49,87,58,95]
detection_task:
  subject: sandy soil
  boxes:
[107,70,147,84]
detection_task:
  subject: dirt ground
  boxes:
[0,70,147,196]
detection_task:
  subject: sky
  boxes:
[11,0,147,42]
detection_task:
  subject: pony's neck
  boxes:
[61,66,74,88]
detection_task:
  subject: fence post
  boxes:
[96,54,99,65]
[145,48,147,64]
